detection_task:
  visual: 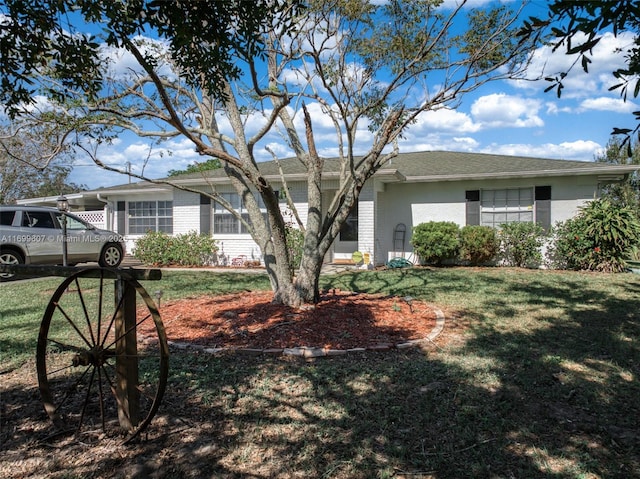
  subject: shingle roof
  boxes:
[380,151,638,181]
[94,150,638,192]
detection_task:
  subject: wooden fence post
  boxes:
[114,277,140,430]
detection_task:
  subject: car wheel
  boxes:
[0,249,24,281]
[99,243,123,267]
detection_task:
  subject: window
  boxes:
[480,188,534,228]
[55,213,92,231]
[22,211,56,229]
[128,201,173,234]
[466,187,551,231]
[340,203,358,241]
[213,193,266,234]
[0,211,16,226]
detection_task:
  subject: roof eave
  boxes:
[93,186,171,195]
[403,166,639,183]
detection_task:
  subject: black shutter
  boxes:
[535,186,551,232]
[465,190,480,226]
[200,194,211,235]
[117,201,126,234]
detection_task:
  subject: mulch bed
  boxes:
[147,290,439,350]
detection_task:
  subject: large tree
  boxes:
[0,0,536,306]
[0,123,85,203]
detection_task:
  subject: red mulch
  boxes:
[148,290,438,350]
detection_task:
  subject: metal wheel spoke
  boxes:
[96,271,104,346]
[96,363,107,431]
[55,303,94,350]
[98,290,126,351]
[52,365,92,415]
[77,367,97,432]
[103,312,152,351]
[47,362,83,377]
[46,338,86,354]
[74,276,98,346]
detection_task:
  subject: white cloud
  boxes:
[438,0,502,9]
[481,139,602,161]
[545,102,573,115]
[408,108,480,135]
[516,31,635,99]
[579,97,637,113]
[101,36,175,81]
[470,93,544,128]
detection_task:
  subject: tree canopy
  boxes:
[167,158,222,178]
[595,136,640,214]
[0,125,85,203]
[521,1,640,149]
[0,0,538,306]
[0,0,300,115]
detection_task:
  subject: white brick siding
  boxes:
[173,190,201,235]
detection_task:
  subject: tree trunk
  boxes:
[262,227,326,307]
[265,246,324,307]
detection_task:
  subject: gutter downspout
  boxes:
[96,193,114,231]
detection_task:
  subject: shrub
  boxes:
[170,231,219,266]
[459,225,499,265]
[133,231,173,265]
[411,221,460,265]
[133,230,218,266]
[548,199,640,272]
[498,222,545,268]
[546,216,591,271]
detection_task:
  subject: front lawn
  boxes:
[1,267,639,478]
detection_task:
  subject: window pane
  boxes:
[214,214,239,234]
[158,218,173,233]
[130,217,156,234]
[157,201,172,216]
[59,214,90,230]
[128,200,173,234]
[0,211,15,226]
[481,188,534,227]
[23,212,56,229]
[340,204,358,241]
[240,213,250,234]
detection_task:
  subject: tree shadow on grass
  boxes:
[2,268,639,478]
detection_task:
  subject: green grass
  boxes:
[1,267,639,478]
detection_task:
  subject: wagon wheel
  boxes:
[36,267,169,443]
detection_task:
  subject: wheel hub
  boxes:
[72,348,114,367]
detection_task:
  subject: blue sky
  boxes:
[59,0,638,189]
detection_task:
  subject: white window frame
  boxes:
[213,193,266,235]
[480,187,534,228]
[128,200,173,234]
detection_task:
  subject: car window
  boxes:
[0,211,16,226]
[57,213,92,230]
[22,211,56,229]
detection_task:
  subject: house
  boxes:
[17,151,639,266]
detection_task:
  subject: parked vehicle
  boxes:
[0,205,124,278]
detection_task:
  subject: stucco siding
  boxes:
[377,176,601,264]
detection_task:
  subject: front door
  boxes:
[332,202,358,262]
